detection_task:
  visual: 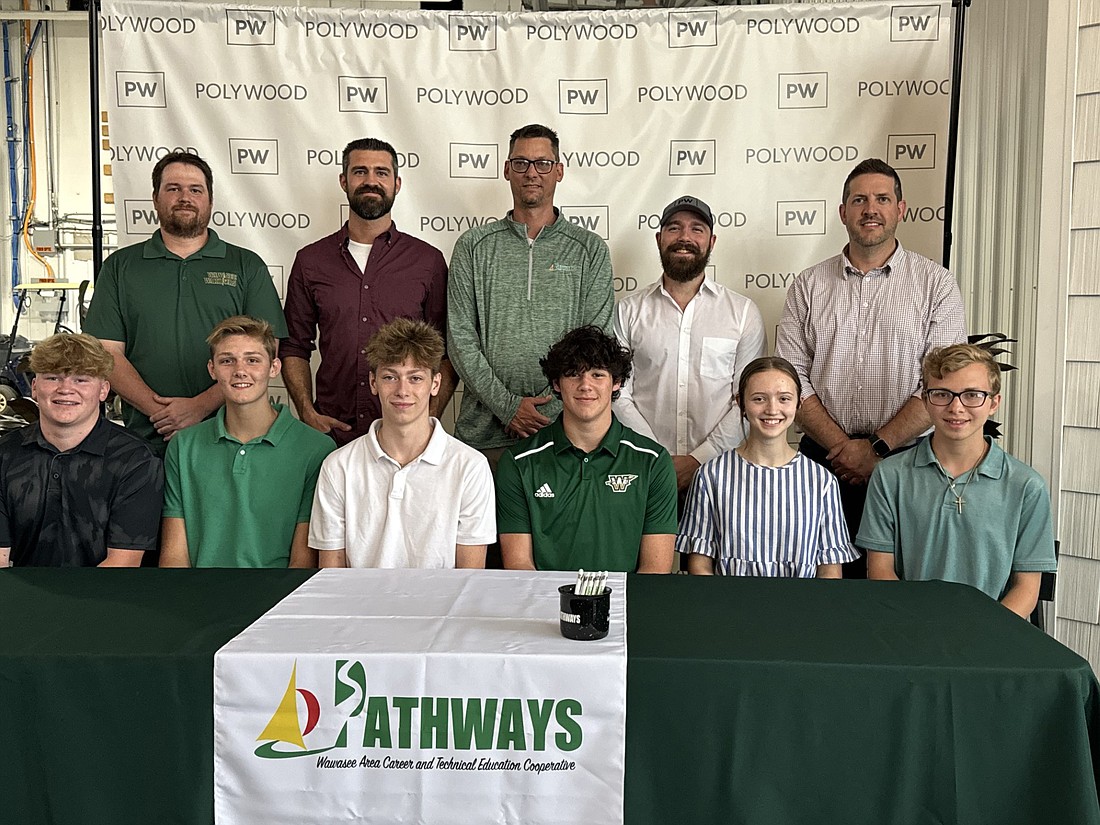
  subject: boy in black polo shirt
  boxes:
[0,333,162,567]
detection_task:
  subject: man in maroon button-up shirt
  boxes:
[279,138,455,446]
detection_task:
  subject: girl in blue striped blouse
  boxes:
[677,356,858,577]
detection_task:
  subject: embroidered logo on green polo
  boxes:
[547,263,577,273]
[204,271,239,287]
[605,474,638,493]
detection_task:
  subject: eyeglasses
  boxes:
[507,157,557,175]
[924,389,992,407]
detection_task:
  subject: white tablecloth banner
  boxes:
[214,569,627,825]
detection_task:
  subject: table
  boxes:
[3,570,1098,825]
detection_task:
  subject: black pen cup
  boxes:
[558,584,611,641]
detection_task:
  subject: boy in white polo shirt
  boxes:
[310,318,495,568]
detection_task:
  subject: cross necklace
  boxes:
[944,443,989,514]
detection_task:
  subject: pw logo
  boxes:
[887,134,936,169]
[449,143,499,179]
[776,201,826,236]
[227,8,275,46]
[891,5,939,41]
[668,10,718,48]
[669,140,716,176]
[779,72,827,109]
[116,71,166,108]
[229,138,279,174]
[449,15,496,51]
[605,474,638,493]
[558,80,608,115]
[339,76,388,113]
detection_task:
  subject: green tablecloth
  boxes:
[1,569,314,825]
[625,576,1100,825]
[2,571,1097,825]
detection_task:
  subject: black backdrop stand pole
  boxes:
[942,0,971,269]
[89,0,102,279]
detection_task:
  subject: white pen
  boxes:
[576,568,585,594]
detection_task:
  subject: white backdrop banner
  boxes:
[213,569,627,825]
[99,1,952,347]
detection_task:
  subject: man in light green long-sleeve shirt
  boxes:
[447,124,615,456]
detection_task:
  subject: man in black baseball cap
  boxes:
[613,193,766,508]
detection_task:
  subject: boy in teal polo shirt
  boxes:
[497,326,677,573]
[859,344,1057,618]
[160,316,335,568]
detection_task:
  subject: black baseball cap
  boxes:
[659,196,714,229]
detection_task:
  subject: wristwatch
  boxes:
[868,435,891,458]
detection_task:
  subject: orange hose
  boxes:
[20,3,54,281]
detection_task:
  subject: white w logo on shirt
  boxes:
[604,474,638,493]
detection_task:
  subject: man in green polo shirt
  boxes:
[496,326,677,573]
[84,151,287,455]
[159,316,334,568]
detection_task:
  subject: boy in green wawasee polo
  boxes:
[496,325,677,573]
[159,316,335,568]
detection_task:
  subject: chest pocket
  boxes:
[700,337,737,381]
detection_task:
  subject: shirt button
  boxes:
[360,381,366,386]
[364,284,369,290]
[239,449,246,456]
[361,348,367,355]
[583,457,589,463]
[361,317,368,322]
[359,413,365,418]
[53,473,59,479]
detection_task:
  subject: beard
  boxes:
[158,203,210,238]
[660,241,711,282]
[348,184,395,221]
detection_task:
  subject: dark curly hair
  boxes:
[540,325,633,402]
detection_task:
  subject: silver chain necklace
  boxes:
[944,443,989,514]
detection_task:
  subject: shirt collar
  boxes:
[841,240,905,279]
[506,208,561,239]
[654,275,718,302]
[25,414,111,456]
[550,413,622,457]
[914,434,1005,479]
[143,228,225,261]
[365,417,446,466]
[212,403,290,447]
[339,221,400,249]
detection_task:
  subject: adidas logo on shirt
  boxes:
[534,483,555,498]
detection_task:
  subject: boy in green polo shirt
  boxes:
[859,344,1057,618]
[160,316,335,568]
[496,325,677,573]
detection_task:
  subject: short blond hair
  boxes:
[923,344,1001,395]
[206,315,277,361]
[29,333,114,378]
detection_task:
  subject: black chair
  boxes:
[1029,540,1058,631]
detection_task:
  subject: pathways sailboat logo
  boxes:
[254,661,355,759]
